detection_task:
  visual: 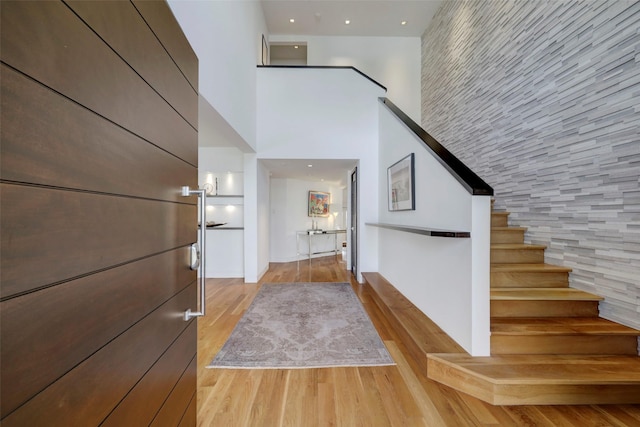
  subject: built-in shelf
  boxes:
[206,227,244,230]
[366,222,470,238]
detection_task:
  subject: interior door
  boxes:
[1,1,199,425]
[350,168,358,278]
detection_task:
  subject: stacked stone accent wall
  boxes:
[421,0,640,329]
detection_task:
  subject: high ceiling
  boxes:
[261,159,358,186]
[261,0,443,37]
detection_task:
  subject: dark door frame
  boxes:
[350,167,358,279]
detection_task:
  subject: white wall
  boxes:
[198,95,253,152]
[377,102,490,356]
[241,154,271,282]
[256,160,270,280]
[269,34,421,122]
[257,68,384,157]
[269,178,289,262]
[199,147,244,172]
[269,178,345,262]
[205,229,244,277]
[244,153,258,282]
[169,0,267,150]
[257,67,384,281]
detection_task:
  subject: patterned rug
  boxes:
[207,282,395,369]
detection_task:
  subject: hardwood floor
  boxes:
[197,256,640,426]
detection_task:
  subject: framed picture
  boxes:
[261,34,268,65]
[388,153,415,211]
[308,191,330,217]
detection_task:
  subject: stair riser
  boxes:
[491,215,508,227]
[492,384,640,406]
[491,230,525,244]
[491,271,569,288]
[491,335,639,355]
[491,301,600,318]
[491,249,545,264]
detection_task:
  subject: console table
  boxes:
[296,229,347,261]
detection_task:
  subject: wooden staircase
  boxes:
[426,201,640,405]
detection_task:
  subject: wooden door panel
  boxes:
[1,183,196,298]
[178,395,198,427]
[65,0,198,129]
[0,64,197,202]
[1,284,197,427]
[132,0,198,92]
[0,248,195,417]
[151,356,197,427]
[0,0,197,166]
[1,1,199,424]
[101,322,197,426]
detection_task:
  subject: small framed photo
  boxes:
[388,153,415,211]
[308,191,330,217]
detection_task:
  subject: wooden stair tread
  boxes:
[491,227,527,231]
[491,317,640,335]
[491,211,510,216]
[491,243,547,250]
[491,288,603,301]
[491,263,572,273]
[427,353,640,384]
[491,225,528,233]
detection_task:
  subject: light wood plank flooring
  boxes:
[197,256,640,426]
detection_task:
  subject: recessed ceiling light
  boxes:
[307,164,313,168]
[289,18,295,23]
[401,21,407,26]
[345,19,350,25]
[294,45,299,49]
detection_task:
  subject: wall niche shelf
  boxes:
[206,227,244,230]
[199,162,244,278]
[366,222,470,238]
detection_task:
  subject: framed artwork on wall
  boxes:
[308,191,330,217]
[388,153,415,211]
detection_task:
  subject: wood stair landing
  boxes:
[426,203,640,405]
[427,353,640,405]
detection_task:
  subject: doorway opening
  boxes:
[269,42,307,65]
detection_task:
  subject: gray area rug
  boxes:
[208,282,395,369]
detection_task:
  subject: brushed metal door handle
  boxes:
[182,186,206,321]
[189,243,200,270]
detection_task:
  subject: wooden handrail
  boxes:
[380,98,493,196]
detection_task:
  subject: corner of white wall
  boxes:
[470,195,491,356]
[168,0,266,151]
[244,153,258,282]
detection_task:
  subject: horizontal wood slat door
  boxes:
[1,1,199,425]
